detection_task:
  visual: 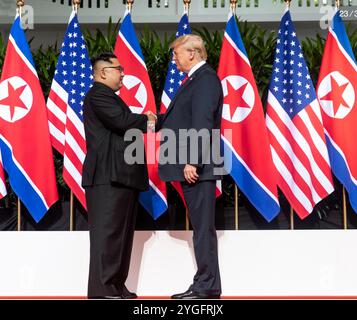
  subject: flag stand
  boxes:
[290,207,294,230]
[17,198,21,231]
[235,185,239,230]
[342,187,348,230]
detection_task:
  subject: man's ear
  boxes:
[99,68,106,80]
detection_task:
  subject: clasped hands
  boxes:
[145,111,157,132]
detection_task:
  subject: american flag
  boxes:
[266,9,334,219]
[47,11,93,208]
[160,9,191,112]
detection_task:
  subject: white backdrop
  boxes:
[0,230,357,297]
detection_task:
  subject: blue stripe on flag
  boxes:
[0,139,47,222]
[225,15,248,59]
[223,140,280,222]
[120,13,145,62]
[333,11,357,64]
[10,16,36,69]
[139,187,168,220]
[326,137,357,213]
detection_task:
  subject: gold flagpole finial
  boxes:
[72,0,81,12]
[335,0,341,9]
[284,0,291,8]
[16,0,25,17]
[16,0,25,7]
[183,0,191,11]
[231,0,238,12]
[127,0,134,12]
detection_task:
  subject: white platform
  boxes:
[0,230,357,297]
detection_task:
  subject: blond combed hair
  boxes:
[170,34,208,61]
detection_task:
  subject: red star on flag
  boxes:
[320,76,350,116]
[119,82,143,109]
[0,82,28,120]
[224,81,251,119]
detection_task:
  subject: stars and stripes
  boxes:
[160,9,191,113]
[317,10,357,213]
[47,11,93,208]
[266,9,334,219]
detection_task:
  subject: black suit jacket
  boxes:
[157,63,223,182]
[82,82,149,191]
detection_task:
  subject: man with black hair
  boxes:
[82,52,156,299]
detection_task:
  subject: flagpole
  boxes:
[235,185,239,230]
[68,191,74,231]
[290,206,294,230]
[16,0,25,232]
[66,0,82,232]
[334,0,347,230]
[230,0,238,231]
[17,198,21,231]
[284,0,291,8]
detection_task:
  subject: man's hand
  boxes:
[145,111,157,123]
[183,164,199,184]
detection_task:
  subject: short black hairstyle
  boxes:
[91,52,118,68]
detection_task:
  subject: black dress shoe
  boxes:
[121,287,137,299]
[171,290,220,300]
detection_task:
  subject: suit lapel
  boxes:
[163,64,209,121]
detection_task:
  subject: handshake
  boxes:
[145,111,157,133]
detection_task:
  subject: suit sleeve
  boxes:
[190,73,222,167]
[156,114,165,131]
[91,90,148,134]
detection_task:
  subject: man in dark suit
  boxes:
[82,53,156,299]
[157,35,223,299]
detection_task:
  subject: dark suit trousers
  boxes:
[85,184,138,297]
[181,180,222,295]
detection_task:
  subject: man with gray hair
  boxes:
[157,34,223,299]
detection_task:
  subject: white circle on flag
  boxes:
[317,71,355,119]
[121,75,147,114]
[0,76,33,123]
[221,75,254,123]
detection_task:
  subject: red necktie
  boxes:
[181,75,189,86]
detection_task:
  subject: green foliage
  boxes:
[1,19,357,210]
[0,32,7,75]
[82,17,120,57]
[139,27,174,109]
